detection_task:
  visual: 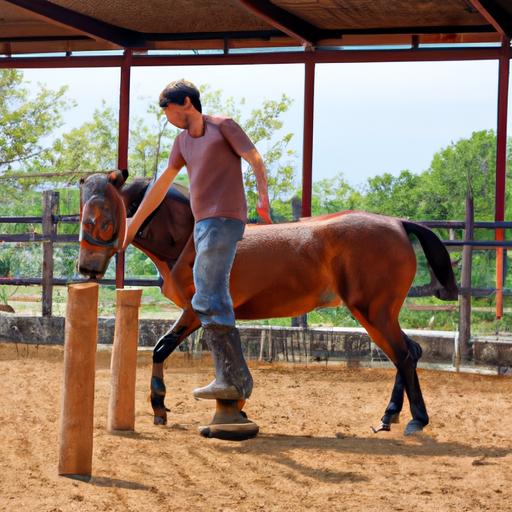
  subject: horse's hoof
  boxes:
[404,420,425,436]
[154,415,167,426]
[153,407,168,426]
[390,413,400,424]
[371,422,391,433]
[199,421,259,441]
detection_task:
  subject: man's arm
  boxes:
[240,147,272,224]
[121,164,181,250]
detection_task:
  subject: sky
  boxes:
[22,59,511,188]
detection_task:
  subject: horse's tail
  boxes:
[402,221,458,301]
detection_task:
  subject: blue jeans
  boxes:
[192,217,245,326]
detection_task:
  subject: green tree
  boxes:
[417,130,499,221]
[362,170,422,218]
[0,69,70,173]
[0,69,72,223]
[310,173,362,216]
[41,102,118,181]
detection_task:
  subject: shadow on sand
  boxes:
[211,433,511,484]
[88,476,154,491]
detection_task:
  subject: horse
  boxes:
[78,169,458,440]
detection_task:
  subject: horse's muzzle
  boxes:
[78,265,104,280]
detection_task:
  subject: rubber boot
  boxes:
[193,325,253,400]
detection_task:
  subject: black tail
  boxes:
[402,221,458,301]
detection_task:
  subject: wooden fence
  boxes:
[0,190,511,357]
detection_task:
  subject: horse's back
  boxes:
[231,211,416,319]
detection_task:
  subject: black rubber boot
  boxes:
[193,325,253,400]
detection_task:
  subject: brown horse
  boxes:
[78,169,458,438]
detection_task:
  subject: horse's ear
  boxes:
[107,169,129,188]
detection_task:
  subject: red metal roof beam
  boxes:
[468,0,512,38]
[237,0,321,47]
[3,0,146,48]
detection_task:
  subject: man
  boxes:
[122,79,271,404]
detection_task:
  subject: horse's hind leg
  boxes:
[151,310,200,425]
[396,335,428,435]
[374,334,423,432]
[349,307,429,435]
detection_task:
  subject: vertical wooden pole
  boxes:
[457,193,474,366]
[301,58,315,218]
[42,191,59,317]
[495,36,510,319]
[291,196,308,328]
[58,282,99,478]
[107,288,142,432]
[116,49,132,290]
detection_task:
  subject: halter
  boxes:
[79,229,119,249]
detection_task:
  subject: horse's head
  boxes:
[78,169,128,279]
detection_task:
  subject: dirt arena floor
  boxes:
[1,342,512,512]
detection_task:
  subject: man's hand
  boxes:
[256,197,272,224]
[121,218,137,251]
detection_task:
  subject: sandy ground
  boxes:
[1,342,512,512]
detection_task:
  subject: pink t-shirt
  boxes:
[168,115,255,222]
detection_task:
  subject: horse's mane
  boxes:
[122,177,190,218]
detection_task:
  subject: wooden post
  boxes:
[495,36,510,319]
[58,282,99,478]
[301,59,315,218]
[457,192,474,366]
[291,196,308,328]
[115,49,132,290]
[42,191,58,317]
[107,288,142,432]
[258,329,266,361]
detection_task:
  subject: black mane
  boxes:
[122,177,190,218]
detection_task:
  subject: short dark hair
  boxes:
[159,79,202,113]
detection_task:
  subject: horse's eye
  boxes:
[101,222,110,231]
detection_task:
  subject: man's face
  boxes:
[163,102,188,129]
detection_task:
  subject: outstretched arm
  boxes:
[121,164,181,250]
[241,147,272,224]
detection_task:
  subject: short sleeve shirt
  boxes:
[168,115,255,222]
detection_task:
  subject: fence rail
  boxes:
[0,191,510,320]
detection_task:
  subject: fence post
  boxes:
[456,192,473,366]
[42,191,59,317]
[290,195,308,328]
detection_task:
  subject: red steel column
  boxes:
[116,49,132,289]
[301,59,315,217]
[495,37,510,319]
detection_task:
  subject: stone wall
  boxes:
[1,315,511,370]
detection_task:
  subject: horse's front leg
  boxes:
[373,334,423,433]
[151,310,200,425]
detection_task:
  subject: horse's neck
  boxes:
[121,179,150,218]
[120,180,194,266]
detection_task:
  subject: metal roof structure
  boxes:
[0,0,511,54]
[0,1,510,302]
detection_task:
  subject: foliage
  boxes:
[43,102,118,179]
[360,130,503,223]
[362,170,422,218]
[417,130,499,221]
[310,173,363,215]
[0,69,71,173]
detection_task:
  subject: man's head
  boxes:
[159,79,202,129]
[159,79,202,109]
